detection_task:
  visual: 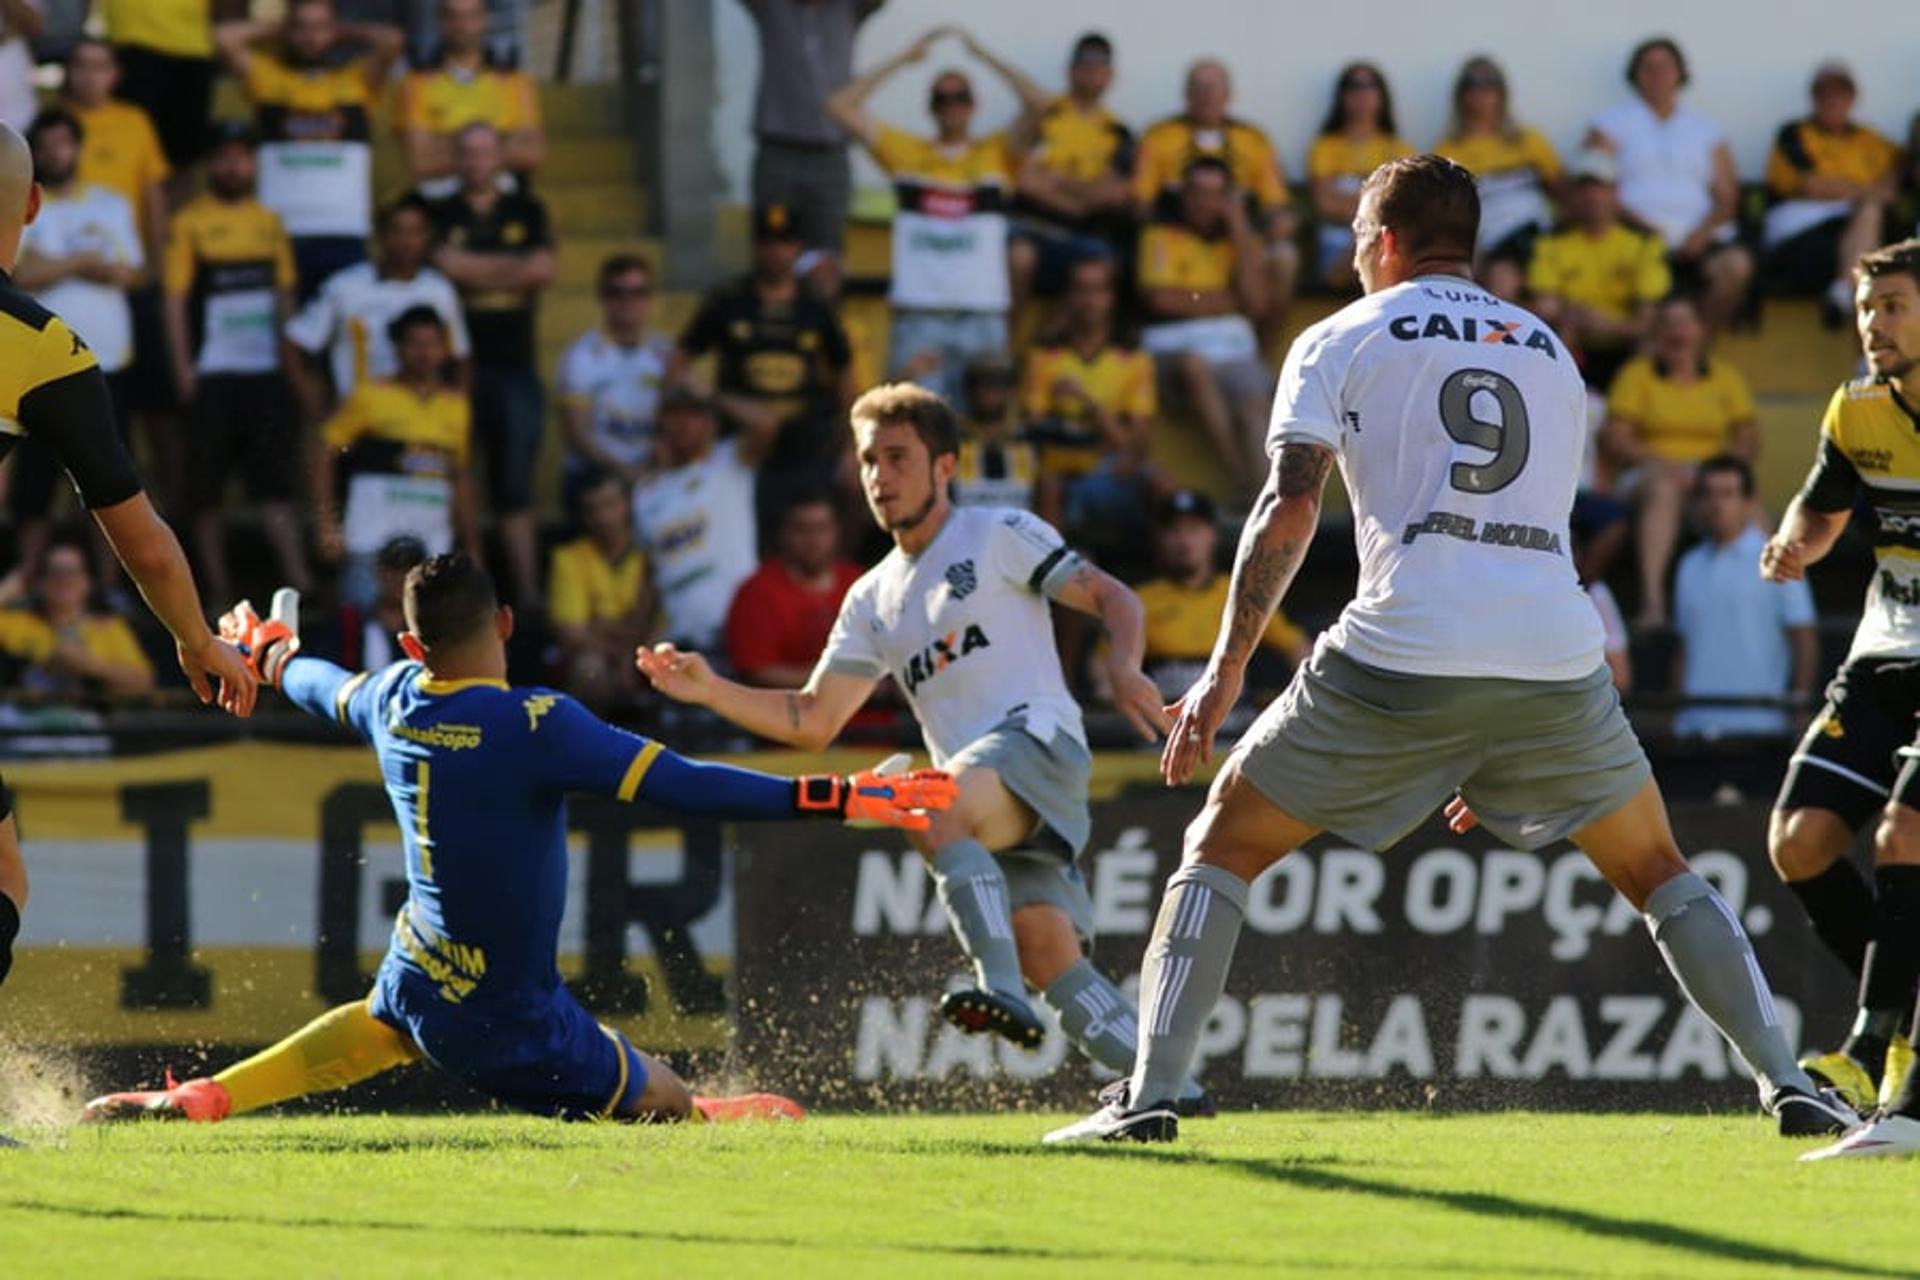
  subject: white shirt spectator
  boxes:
[1588,580,1628,662]
[0,0,41,131]
[286,261,471,398]
[555,329,674,473]
[1590,98,1730,248]
[20,183,143,372]
[1673,524,1817,738]
[632,438,759,649]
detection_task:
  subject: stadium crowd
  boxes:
[0,1,1912,748]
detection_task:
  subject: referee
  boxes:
[0,122,257,992]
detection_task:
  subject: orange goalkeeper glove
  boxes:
[793,755,958,832]
[217,588,301,688]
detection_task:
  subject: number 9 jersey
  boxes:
[1268,275,1603,681]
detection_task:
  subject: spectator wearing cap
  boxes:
[724,488,863,690]
[424,121,556,611]
[1587,37,1753,334]
[742,0,885,296]
[827,26,1048,408]
[951,351,1038,513]
[1671,456,1817,739]
[1763,61,1899,320]
[1007,32,1135,315]
[1137,155,1271,495]
[1433,55,1563,301]
[673,203,854,522]
[312,305,479,609]
[0,542,154,702]
[1307,62,1412,293]
[1133,58,1298,337]
[633,392,767,650]
[215,0,405,302]
[1020,252,1161,549]
[1528,148,1671,394]
[396,0,545,195]
[549,469,655,708]
[556,254,673,498]
[163,120,309,608]
[100,0,215,186]
[1134,489,1308,706]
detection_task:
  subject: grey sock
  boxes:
[930,839,1028,1001]
[1130,863,1249,1107]
[1043,959,1205,1100]
[1643,872,1815,1097]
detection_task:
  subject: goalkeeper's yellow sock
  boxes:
[213,1000,420,1116]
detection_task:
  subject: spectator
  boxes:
[1134,489,1308,705]
[826,26,1047,407]
[1138,155,1270,492]
[1021,254,1159,546]
[100,0,218,189]
[396,0,545,195]
[163,121,309,607]
[1601,294,1757,628]
[285,196,470,427]
[1008,32,1135,314]
[312,305,478,608]
[64,36,177,513]
[743,0,884,296]
[0,542,154,700]
[214,1,405,302]
[10,110,142,589]
[724,489,863,688]
[1587,37,1752,334]
[1528,148,1671,392]
[322,533,426,671]
[0,0,41,132]
[633,392,766,650]
[1433,55,1562,301]
[549,469,654,708]
[1763,61,1899,321]
[1308,62,1412,292]
[1589,573,1632,693]
[425,122,556,611]
[952,353,1039,512]
[557,254,672,496]
[674,204,853,520]
[1134,58,1298,335]
[1672,455,1817,738]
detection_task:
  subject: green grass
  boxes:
[0,1112,1909,1278]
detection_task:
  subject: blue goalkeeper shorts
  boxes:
[369,966,649,1120]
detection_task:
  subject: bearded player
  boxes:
[639,382,1211,1110]
[86,554,952,1125]
[1046,155,1847,1144]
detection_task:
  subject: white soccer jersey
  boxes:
[555,330,673,471]
[819,505,1086,766]
[20,184,142,372]
[1268,275,1603,681]
[285,262,471,397]
[632,439,759,649]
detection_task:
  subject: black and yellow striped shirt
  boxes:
[1802,376,1920,660]
[0,272,140,509]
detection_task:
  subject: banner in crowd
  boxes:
[733,788,1861,1112]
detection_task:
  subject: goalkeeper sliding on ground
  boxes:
[85,553,955,1125]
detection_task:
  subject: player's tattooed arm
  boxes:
[785,691,802,735]
[1214,442,1332,668]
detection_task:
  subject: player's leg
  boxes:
[1845,786,1920,1092]
[0,804,24,991]
[1770,807,1871,975]
[85,1000,420,1122]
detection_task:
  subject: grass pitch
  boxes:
[0,1111,1909,1278]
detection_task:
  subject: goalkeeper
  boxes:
[86,554,954,1125]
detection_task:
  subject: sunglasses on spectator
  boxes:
[931,89,973,107]
[603,283,651,299]
[1343,77,1382,91]
[1072,52,1111,69]
[1462,74,1502,89]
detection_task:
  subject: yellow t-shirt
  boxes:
[1028,96,1133,182]
[1137,222,1236,294]
[73,100,170,212]
[0,609,154,690]
[1306,132,1413,184]
[1133,115,1287,210]
[548,537,647,628]
[163,195,296,373]
[323,380,471,470]
[245,51,376,138]
[870,125,1014,187]
[1526,224,1671,327]
[1433,126,1562,184]
[1137,575,1304,662]
[102,0,212,59]
[395,61,542,137]
[1607,355,1755,464]
[1020,341,1155,476]
[1766,119,1899,197]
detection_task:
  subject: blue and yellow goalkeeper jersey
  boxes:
[280,656,797,1013]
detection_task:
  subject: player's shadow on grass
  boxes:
[1044,1146,1903,1278]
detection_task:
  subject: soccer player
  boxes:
[639,383,1211,1110]
[85,555,954,1124]
[1762,240,1920,1122]
[1045,155,1846,1144]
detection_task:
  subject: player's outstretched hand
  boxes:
[1760,537,1806,583]
[635,643,714,705]
[797,754,958,832]
[1444,794,1480,835]
[1160,662,1244,786]
[215,589,302,688]
[178,634,258,718]
[1109,664,1173,743]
